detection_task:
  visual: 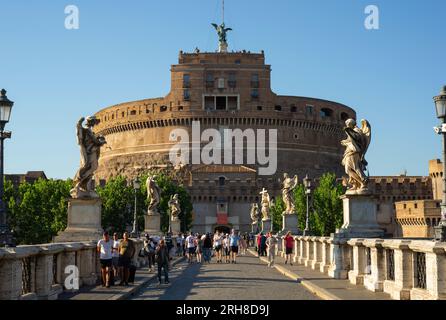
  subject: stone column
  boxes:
[363,239,385,292]
[320,238,330,273]
[348,239,367,285]
[383,241,412,300]
[298,237,306,264]
[78,244,97,286]
[293,236,300,264]
[312,239,322,270]
[304,237,313,267]
[328,237,350,279]
[0,258,22,300]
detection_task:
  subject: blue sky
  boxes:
[0,0,445,179]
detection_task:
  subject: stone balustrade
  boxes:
[274,235,446,300]
[0,239,147,300]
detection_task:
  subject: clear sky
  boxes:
[1,0,445,179]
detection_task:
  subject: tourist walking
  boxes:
[118,232,136,286]
[97,231,113,288]
[176,233,184,257]
[229,229,241,264]
[213,231,223,263]
[240,234,247,255]
[144,235,156,272]
[185,232,196,263]
[111,232,120,281]
[195,233,203,263]
[202,233,213,263]
[223,234,230,263]
[266,232,278,267]
[155,239,170,285]
[284,231,294,265]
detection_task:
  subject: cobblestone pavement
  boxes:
[131,254,320,300]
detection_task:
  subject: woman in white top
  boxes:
[222,235,230,263]
[213,231,223,263]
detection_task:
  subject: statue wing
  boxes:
[360,119,372,159]
[224,28,233,32]
[211,23,218,30]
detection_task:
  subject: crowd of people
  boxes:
[175,229,249,264]
[96,228,296,288]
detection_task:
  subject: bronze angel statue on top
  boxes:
[211,22,232,46]
[341,118,372,195]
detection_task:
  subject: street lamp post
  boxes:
[433,86,446,241]
[131,178,141,238]
[0,89,14,247]
[303,175,312,236]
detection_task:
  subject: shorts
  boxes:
[214,245,222,252]
[188,247,196,255]
[100,259,112,269]
[112,257,119,268]
[224,248,230,255]
[118,256,131,268]
[286,247,293,255]
[231,246,239,253]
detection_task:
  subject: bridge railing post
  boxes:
[298,236,306,264]
[362,239,385,293]
[304,236,313,267]
[327,237,349,279]
[293,236,300,263]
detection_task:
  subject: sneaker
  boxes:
[285,260,288,264]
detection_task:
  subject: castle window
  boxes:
[235,59,241,64]
[111,114,114,119]
[306,105,314,116]
[251,89,259,99]
[122,112,125,117]
[251,73,259,88]
[130,110,136,116]
[206,73,214,88]
[183,74,190,88]
[341,112,349,121]
[216,96,226,110]
[320,108,333,118]
[414,203,418,209]
[219,177,226,186]
[178,106,184,111]
[291,105,297,112]
[275,105,282,112]
[160,105,168,112]
[228,96,238,110]
[257,106,263,111]
[294,133,299,140]
[228,73,237,88]
[183,89,190,101]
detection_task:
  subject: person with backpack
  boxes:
[202,233,213,263]
[185,232,196,264]
[155,239,170,285]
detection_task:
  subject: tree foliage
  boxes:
[270,196,284,232]
[310,173,345,236]
[5,178,72,245]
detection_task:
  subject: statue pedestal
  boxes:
[281,213,301,235]
[171,219,181,235]
[335,194,384,238]
[219,42,228,53]
[145,211,162,235]
[54,198,103,242]
[261,219,272,234]
[251,223,259,234]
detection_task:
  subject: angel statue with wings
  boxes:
[211,22,232,51]
[70,116,106,199]
[146,176,161,215]
[250,203,259,225]
[259,188,271,221]
[341,119,372,195]
[168,194,181,222]
[281,173,299,215]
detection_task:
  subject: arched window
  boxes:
[160,105,168,112]
[320,108,333,118]
[275,105,282,112]
[341,112,349,121]
[291,105,297,112]
[219,176,226,186]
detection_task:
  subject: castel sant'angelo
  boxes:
[92,18,356,234]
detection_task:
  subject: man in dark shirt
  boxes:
[156,239,170,285]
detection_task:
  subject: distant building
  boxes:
[5,171,48,188]
[390,159,443,239]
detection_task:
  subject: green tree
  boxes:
[6,178,72,245]
[96,176,134,234]
[294,183,307,231]
[271,196,284,232]
[311,173,345,236]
